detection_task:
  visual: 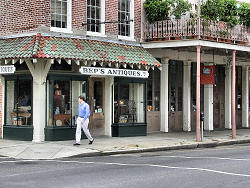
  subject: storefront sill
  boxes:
[111,123,147,137]
[45,127,86,141]
[3,125,33,141]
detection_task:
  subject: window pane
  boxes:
[6,81,15,125]
[71,81,87,125]
[51,14,56,27]
[94,81,103,113]
[96,7,100,19]
[51,0,56,14]
[62,1,67,15]
[96,0,100,6]
[62,15,67,28]
[56,15,61,27]
[6,79,32,126]
[56,1,61,14]
[154,69,161,111]
[91,0,95,6]
[114,82,145,124]
[47,80,71,126]
[121,0,125,11]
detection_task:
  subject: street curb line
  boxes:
[66,139,250,158]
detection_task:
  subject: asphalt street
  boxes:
[0,144,250,188]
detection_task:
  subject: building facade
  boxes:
[0,0,162,141]
[0,0,249,142]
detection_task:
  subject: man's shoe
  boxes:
[89,139,94,145]
[73,143,80,146]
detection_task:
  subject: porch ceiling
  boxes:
[0,33,161,68]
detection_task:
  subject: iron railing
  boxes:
[144,18,249,44]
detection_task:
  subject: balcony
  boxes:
[144,18,249,45]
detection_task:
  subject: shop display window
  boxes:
[147,69,160,111]
[47,78,87,127]
[114,81,146,124]
[5,78,32,126]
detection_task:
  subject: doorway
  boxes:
[89,77,105,136]
[213,65,225,130]
[168,60,183,131]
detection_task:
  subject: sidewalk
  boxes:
[0,129,250,160]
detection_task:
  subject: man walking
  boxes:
[74,96,94,145]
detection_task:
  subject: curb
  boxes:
[67,138,250,158]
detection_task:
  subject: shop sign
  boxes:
[0,65,16,74]
[79,67,149,78]
[200,65,215,85]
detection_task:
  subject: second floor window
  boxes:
[118,0,130,36]
[87,0,101,32]
[51,0,68,28]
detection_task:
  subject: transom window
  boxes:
[118,0,131,36]
[87,0,101,32]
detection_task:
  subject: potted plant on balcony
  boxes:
[201,0,238,43]
[144,0,172,41]
[144,0,191,41]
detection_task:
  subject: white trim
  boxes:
[50,0,72,33]
[118,35,136,41]
[0,76,4,139]
[142,40,250,52]
[101,0,105,35]
[86,31,107,37]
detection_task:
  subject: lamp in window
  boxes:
[55,83,59,89]
[119,100,125,105]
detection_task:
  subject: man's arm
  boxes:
[83,104,91,121]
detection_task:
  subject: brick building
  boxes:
[0,0,249,142]
[0,0,161,141]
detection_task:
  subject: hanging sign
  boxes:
[0,65,16,74]
[79,67,149,78]
[200,66,215,85]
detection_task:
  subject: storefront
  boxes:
[0,33,161,141]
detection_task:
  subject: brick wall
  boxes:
[0,0,50,36]
[134,0,142,39]
[0,0,142,39]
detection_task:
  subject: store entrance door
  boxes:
[213,65,225,130]
[168,61,183,131]
[89,77,105,136]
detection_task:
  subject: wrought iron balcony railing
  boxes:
[144,18,249,45]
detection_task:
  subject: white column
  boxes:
[27,59,51,142]
[225,65,232,129]
[183,61,191,131]
[105,77,114,136]
[0,76,5,139]
[160,58,169,132]
[242,66,249,128]
[204,84,213,130]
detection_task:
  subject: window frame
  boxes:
[86,0,106,36]
[118,0,135,41]
[50,0,72,33]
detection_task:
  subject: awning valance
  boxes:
[0,33,161,68]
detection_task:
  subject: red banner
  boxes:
[200,66,215,85]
